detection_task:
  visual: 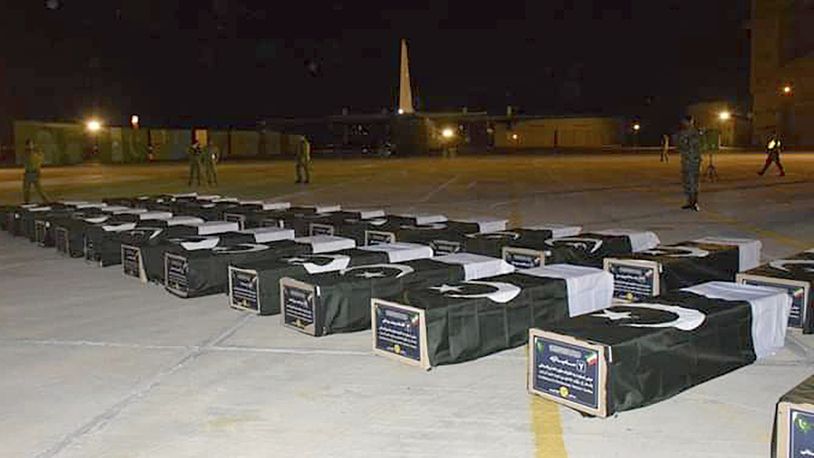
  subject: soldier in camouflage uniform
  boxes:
[295,136,311,184]
[22,139,50,203]
[204,140,219,186]
[674,116,702,211]
[187,139,203,187]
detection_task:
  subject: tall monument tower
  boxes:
[398,39,415,115]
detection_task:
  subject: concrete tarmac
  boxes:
[0,153,812,457]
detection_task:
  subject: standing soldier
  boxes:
[660,133,670,163]
[204,139,219,186]
[758,131,786,177]
[22,139,50,203]
[675,116,702,211]
[295,136,311,184]
[188,139,202,187]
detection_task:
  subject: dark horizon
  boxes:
[0,0,751,138]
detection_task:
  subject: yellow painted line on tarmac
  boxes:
[530,396,568,457]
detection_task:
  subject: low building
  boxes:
[493,116,623,149]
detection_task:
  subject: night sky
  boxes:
[0,0,751,138]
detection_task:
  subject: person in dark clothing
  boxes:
[757,132,785,177]
[188,140,203,187]
[674,116,702,211]
[22,139,50,203]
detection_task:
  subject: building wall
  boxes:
[751,0,814,146]
[493,117,622,148]
[687,101,752,146]
[13,121,87,165]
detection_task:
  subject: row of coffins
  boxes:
[1,194,810,423]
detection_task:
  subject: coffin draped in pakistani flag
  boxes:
[605,236,762,301]
[167,198,239,221]
[84,211,175,266]
[54,207,148,257]
[280,252,515,337]
[462,225,583,258]
[365,218,509,255]
[2,204,48,235]
[120,221,254,282]
[738,248,814,333]
[261,205,343,234]
[33,205,111,247]
[299,209,388,242]
[103,197,144,207]
[221,201,292,229]
[229,242,434,315]
[772,374,814,458]
[0,205,16,231]
[528,281,791,417]
[20,202,96,242]
[372,264,613,369]
[514,229,661,270]
[164,235,356,298]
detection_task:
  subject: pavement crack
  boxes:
[35,314,252,458]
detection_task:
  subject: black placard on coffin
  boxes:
[229,248,391,315]
[372,273,569,369]
[164,239,309,298]
[528,291,757,417]
[280,258,469,337]
[464,228,560,258]
[772,375,814,458]
[605,241,742,302]
[738,250,814,333]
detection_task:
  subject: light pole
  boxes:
[441,127,456,158]
[85,118,103,161]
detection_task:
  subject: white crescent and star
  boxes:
[546,237,604,253]
[591,303,706,331]
[769,259,814,273]
[399,223,448,230]
[465,231,521,240]
[212,243,269,254]
[284,254,352,273]
[430,281,522,303]
[129,228,163,239]
[339,263,415,278]
[430,284,464,293]
[641,246,710,258]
